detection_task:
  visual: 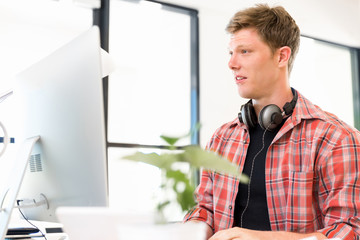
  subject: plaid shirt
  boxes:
[184,90,360,240]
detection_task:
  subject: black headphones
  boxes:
[238,89,298,131]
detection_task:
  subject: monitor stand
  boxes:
[0,136,40,240]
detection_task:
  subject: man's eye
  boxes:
[241,50,248,54]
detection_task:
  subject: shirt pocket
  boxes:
[283,170,321,232]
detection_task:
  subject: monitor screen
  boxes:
[13,26,108,223]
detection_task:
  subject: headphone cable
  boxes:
[240,124,270,228]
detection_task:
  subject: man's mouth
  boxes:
[235,76,247,83]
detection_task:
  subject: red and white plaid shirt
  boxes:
[184,90,360,240]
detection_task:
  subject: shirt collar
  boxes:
[232,88,326,130]
[290,89,325,123]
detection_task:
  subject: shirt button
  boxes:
[229,205,232,210]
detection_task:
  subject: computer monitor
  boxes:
[13,26,108,223]
[0,136,40,240]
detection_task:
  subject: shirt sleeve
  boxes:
[316,130,360,240]
[183,124,227,230]
[183,169,215,230]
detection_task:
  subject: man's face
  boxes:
[228,28,280,100]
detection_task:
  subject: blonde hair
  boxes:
[226,4,300,72]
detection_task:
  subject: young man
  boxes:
[184,4,360,240]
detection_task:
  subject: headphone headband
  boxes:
[238,88,298,131]
[283,89,298,116]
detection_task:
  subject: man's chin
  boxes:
[237,89,252,100]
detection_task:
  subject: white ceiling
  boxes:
[159,0,360,48]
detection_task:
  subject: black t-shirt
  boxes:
[233,121,285,230]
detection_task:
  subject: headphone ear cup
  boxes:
[259,104,283,130]
[241,102,257,129]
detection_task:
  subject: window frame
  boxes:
[92,0,200,150]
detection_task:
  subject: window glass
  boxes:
[108,147,189,222]
[108,0,192,146]
[107,0,195,222]
[291,37,354,126]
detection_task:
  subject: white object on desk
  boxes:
[117,221,207,240]
[56,206,155,240]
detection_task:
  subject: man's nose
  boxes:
[228,55,239,70]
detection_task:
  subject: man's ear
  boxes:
[278,46,291,67]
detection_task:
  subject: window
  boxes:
[291,36,354,127]
[106,0,199,221]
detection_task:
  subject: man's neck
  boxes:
[252,87,293,116]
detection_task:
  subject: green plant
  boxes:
[122,128,248,221]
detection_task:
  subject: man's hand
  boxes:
[208,227,328,240]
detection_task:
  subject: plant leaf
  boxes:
[160,135,180,146]
[180,146,249,183]
[122,152,176,170]
[177,186,196,212]
[160,123,201,146]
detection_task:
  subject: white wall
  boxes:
[197,9,247,146]
[161,0,360,48]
